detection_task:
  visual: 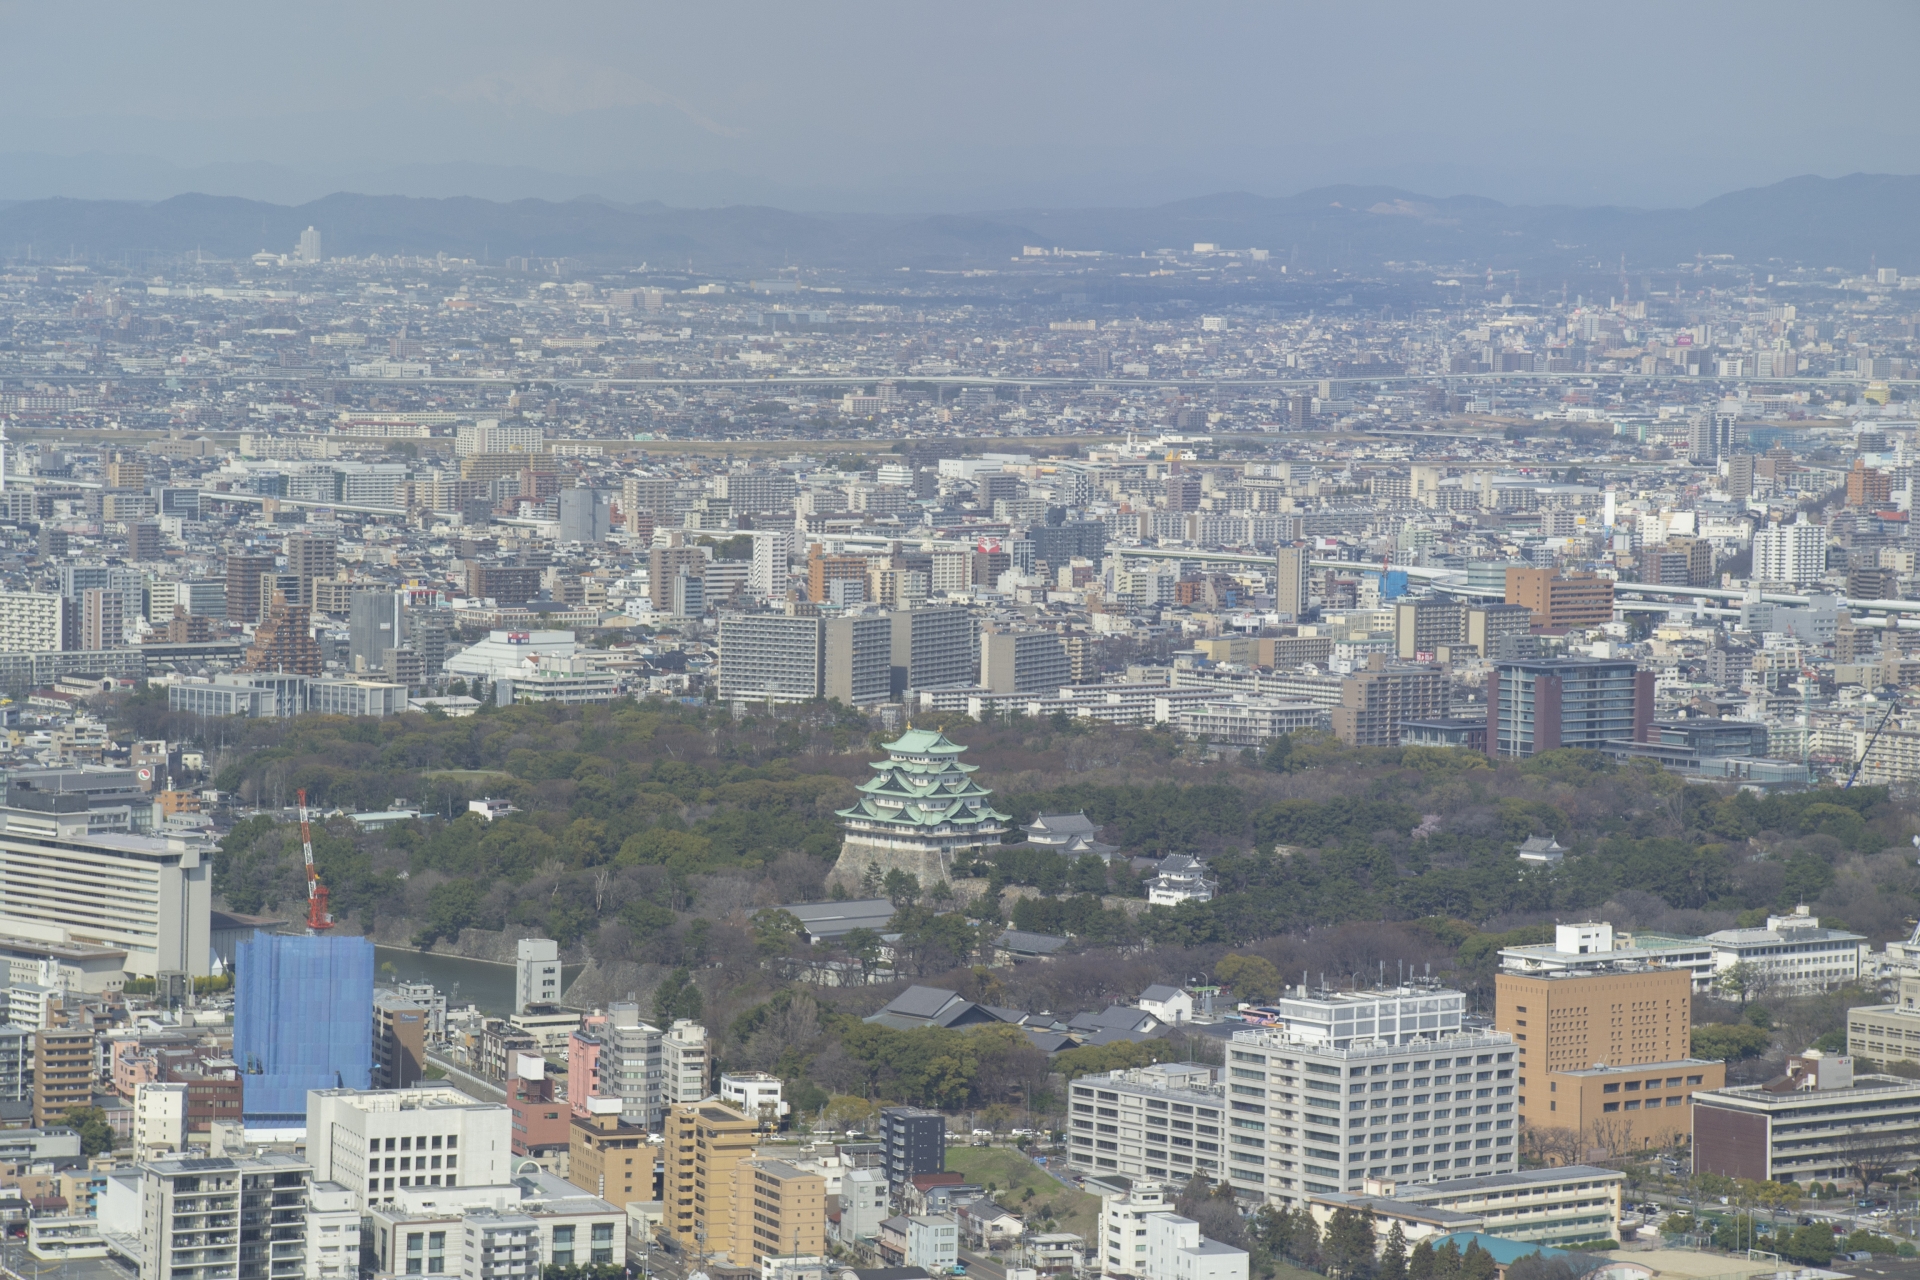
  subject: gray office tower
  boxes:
[558,488,613,543]
[825,615,893,706]
[407,609,454,677]
[349,593,405,673]
[880,1106,947,1185]
[891,608,977,696]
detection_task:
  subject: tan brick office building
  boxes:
[1496,963,1721,1148]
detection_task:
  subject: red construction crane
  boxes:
[296,788,334,932]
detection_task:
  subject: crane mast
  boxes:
[1844,698,1900,790]
[296,788,334,932]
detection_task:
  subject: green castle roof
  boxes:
[837,727,1009,831]
[879,728,966,755]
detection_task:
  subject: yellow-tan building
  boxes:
[724,1158,825,1265]
[1496,961,1720,1147]
[1848,975,1920,1064]
[569,1103,652,1208]
[1527,1059,1724,1149]
[664,1100,761,1256]
[1496,964,1693,1076]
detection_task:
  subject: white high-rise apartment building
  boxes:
[717,613,824,703]
[0,592,63,651]
[1752,514,1826,585]
[749,530,794,595]
[663,1019,709,1104]
[930,549,971,594]
[307,1086,511,1211]
[1068,986,1517,1208]
[591,1008,709,1123]
[297,225,323,263]
[514,938,561,1014]
[596,1003,663,1126]
[133,1082,187,1154]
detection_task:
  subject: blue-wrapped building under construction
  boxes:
[233,933,374,1125]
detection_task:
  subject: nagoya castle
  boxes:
[830,728,1009,892]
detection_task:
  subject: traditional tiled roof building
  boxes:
[829,728,1008,891]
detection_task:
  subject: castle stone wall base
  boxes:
[827,836,958,895]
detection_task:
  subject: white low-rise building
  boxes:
[366,1174,625,1280]
[445,630,578,682]
[837,1168,889,1243]
[1136,986,1194,1026]
[1144,1214,1248,1280]
[509,653,622,705]
[904,1215,959,1271]
[1168,698,1329,748]
[1498,921,1717,991]
[28,1216,107,1261]
[308,1182,360,1280]
[308,1085,513,1211]
[1705,906,1866,994]
[720,1071,789,1125]
[1096,1180,1177,1278]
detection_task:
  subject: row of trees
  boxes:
[1252,1201,1507,1280]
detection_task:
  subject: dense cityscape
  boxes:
[5,10,1920,1280]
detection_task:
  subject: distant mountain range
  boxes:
[1,173,1916,276]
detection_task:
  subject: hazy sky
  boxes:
[3,1,1917,211]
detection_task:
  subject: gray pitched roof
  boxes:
[1027,813,1100,837]
[1137,984,1185,1002]
[879,985,969,1020]
[780,898,897,940]
[998,930,1069,955]
[1067,1005,1159,1035]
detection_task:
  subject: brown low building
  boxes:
[1529,1058,1723,1150]
[373,995,428,1090]
[32,1028,95,1128]
[509,1074,570,1159]
[1505,567,1615,631]
[477,1019,540,1083]
[172,1066,244,1134]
